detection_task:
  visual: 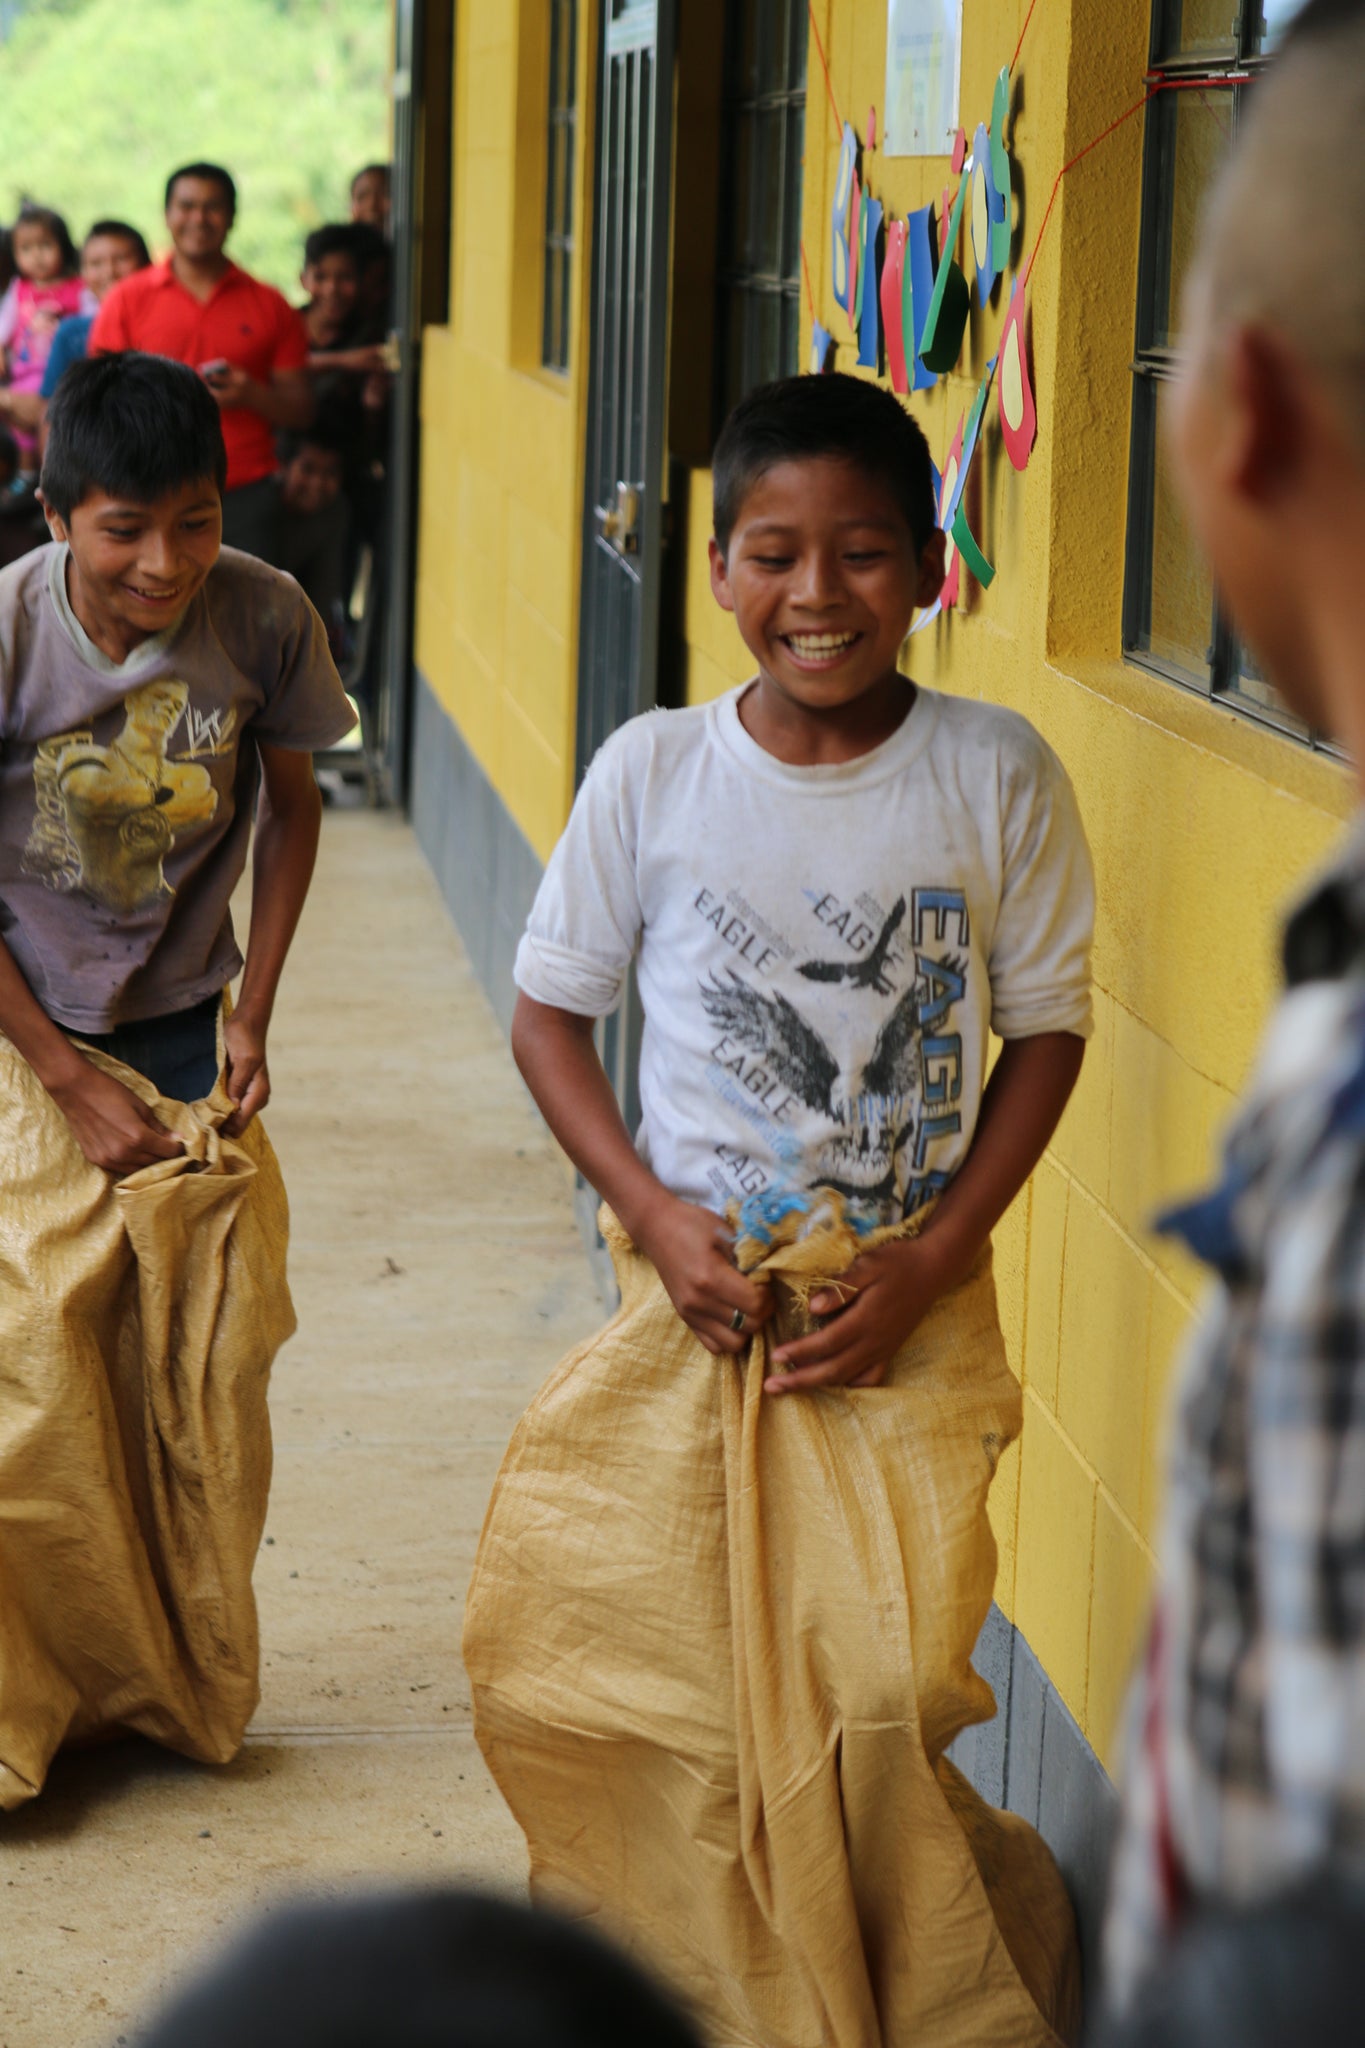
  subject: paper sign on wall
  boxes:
[884,0,964,156]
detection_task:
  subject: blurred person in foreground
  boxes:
[135,1889,703,2048]
[1103,0,1365,2013]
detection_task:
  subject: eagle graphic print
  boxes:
[697,883,970,1224]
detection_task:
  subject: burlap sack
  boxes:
[464,1206,1080,2047]
[0,1034,293,1809]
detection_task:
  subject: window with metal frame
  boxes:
[1123,0,1322,746]
[714,0,807,425]
[542,0,578,373]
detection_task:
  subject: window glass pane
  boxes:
[1248,0,1298,55]
[1154,0,1239,59]
[753,105,784,274]
[780,291,800,378]
[1142,87,1236,348]
[756,0,787,93]
[1137,380,1218,682]
[781,105,803,275]
[1225,641,1304,728]
[729,109,756,269]
[788,0,808,88]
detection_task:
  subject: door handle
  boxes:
[599,481,641,554]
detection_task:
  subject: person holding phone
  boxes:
[91,163,314,564]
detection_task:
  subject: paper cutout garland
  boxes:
[831,123,856,312]
[905,206,938,391]
[880,219,908,392]
[857,196,882,367]
[849,172,863,331]
[809,320,833,375]
[951,499,996,587]
[989,68,1012,272]
[969,123,1003,302]
[920,174,971,373]
[938,415,965,610]
[997,275,1037,469]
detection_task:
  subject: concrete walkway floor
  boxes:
[0,812,602,2047]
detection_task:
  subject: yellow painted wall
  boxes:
[678,0,1355,1770]
[413,0,597,867]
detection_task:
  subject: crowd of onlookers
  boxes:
[0,158,394,675]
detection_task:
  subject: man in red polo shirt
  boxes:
[91,162,314,563]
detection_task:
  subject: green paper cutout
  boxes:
[920,174,970,355]
[921,260,969,374]
[951,498,995,587]
[990,68,1011,273]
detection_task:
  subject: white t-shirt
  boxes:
[515,685,1094,1224]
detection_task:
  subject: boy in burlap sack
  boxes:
[465,374,1093,2046]
[0,353,354,1806]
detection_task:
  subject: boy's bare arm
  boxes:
[512,991,772,1355]
[222,743,323,1137]
[0,932,183,1174]
[767,1030,1085,1394]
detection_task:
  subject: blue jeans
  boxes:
[77,992,222,1103]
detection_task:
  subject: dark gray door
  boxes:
[577,0,676,1134]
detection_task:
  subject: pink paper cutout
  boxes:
[950,127,967,174]
[881,219,909,394]
[997,278,1037,470]
[939,415,965,610]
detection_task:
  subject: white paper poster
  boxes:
[884,0,963,158]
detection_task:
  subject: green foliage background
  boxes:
[0,0,391,293]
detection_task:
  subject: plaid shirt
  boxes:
[1104,818,1365,2010]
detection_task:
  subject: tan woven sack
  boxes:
[0,1035,293,1808]
[465,1206,1080,2047]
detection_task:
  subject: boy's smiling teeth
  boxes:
[784,631,859,655]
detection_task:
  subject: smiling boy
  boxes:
[465,374,1094,2044]
[0,350,353,1804]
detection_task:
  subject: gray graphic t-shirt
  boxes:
[0,542,355,1031]
[516,686,1095,1224]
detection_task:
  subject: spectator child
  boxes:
[0,205,95,475]
[21,222,153,443]
[274,423,350,656]
[349,162,391,231]
[1101,0,1365,2016]
[465,372,1094,2045]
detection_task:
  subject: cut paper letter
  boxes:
[997,278,1037,469]
[921,175,970,373]
[858,196,883,367]
[938,414,965,609]
[809,321,833,375]
[969,122,1004,302]
[881,219,909,393]
[905,205,938,390]
[831,122,857,312]
[990,68,1012,273]
[849,172,863,332]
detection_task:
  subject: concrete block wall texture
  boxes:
[411,0,1356,1817]
[676,0,1355,1775]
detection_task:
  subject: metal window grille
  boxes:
[714,0,807,425]
[543,0,578,373]
[1123,2,1331,748]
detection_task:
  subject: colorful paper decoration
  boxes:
[920,176,971,375]
[810,321,833,375]
[950,127,967,174]
[831,122,857,312]
[849,172,863,332]
[997,278,1037,468]
[989,68,1012,273]
[938,414,965,610]
[857,196,883,367]
[905,206,938,391]
[951,498,996,587]
[880,219,909,393]
[970,121,1004,301]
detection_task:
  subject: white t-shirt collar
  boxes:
[712,678,940,791]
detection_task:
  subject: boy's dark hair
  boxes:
[86,218,152,267]
[277,419,350,465]
[12,203,78,277]
[137,1888,704,2048]
[164,162,237,218]
[351,162,391,193]
[712,373,937,556]
[41,352,227,519]
[303,223,361,273]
